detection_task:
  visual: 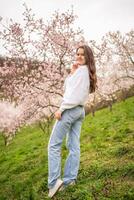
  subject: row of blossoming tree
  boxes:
[0,4,133,145]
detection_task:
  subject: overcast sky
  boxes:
[0,0,133,50]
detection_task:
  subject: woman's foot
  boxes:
[59,180,76,191]
[48,179,63,198]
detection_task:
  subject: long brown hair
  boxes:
[76,45,98,93]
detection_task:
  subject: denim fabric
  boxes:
[48,105,85,189]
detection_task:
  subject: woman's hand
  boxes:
[54,110,62,120]
[70,62,79,74]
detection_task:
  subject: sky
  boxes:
[0,0,134,54]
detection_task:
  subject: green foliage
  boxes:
[0,96,134,200]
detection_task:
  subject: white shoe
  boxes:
[59,180,76,191]
[69,180,76,186]
[48,179,63,198]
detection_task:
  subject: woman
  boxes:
[48,45,97,198]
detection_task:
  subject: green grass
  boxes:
[0,96,134,200]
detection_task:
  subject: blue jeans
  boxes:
[48,105,85,189]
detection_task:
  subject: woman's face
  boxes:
[76,48,86,65]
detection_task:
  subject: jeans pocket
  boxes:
[67,106,83,122]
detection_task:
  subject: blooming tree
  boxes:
[0,4,87,144]
[86,30,134,114]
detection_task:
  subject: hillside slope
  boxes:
[0,96,134,200]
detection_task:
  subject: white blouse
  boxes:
[59,65,90,113]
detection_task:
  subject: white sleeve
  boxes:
[59,71,89,113]
[63,77,67,92]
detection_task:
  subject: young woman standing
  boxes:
[48,45,97,198]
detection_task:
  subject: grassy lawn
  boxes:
[0,96,134,200]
